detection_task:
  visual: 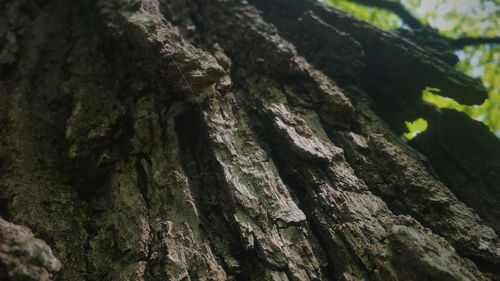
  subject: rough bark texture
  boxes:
[0,217,61,281]
[0,0,499,280]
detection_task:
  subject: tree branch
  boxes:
[345,0,423,29]
[450,37,500,49]
[344,0,500,49]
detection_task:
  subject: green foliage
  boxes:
[324,0,500,137]
[451,45,500,137]
[422,87,466,111]
[404,118,428,139]
[324,0,401,29]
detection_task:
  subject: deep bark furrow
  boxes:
[201,91,325,280]
[176,111,257,280]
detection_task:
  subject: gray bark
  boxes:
[0,0,499,280]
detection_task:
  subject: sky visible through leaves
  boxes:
[324,0,500,138]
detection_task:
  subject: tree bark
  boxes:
[0,0,499,281]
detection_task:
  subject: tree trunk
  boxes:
[1,0,499,280]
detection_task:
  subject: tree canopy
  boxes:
[325,0,500,138]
